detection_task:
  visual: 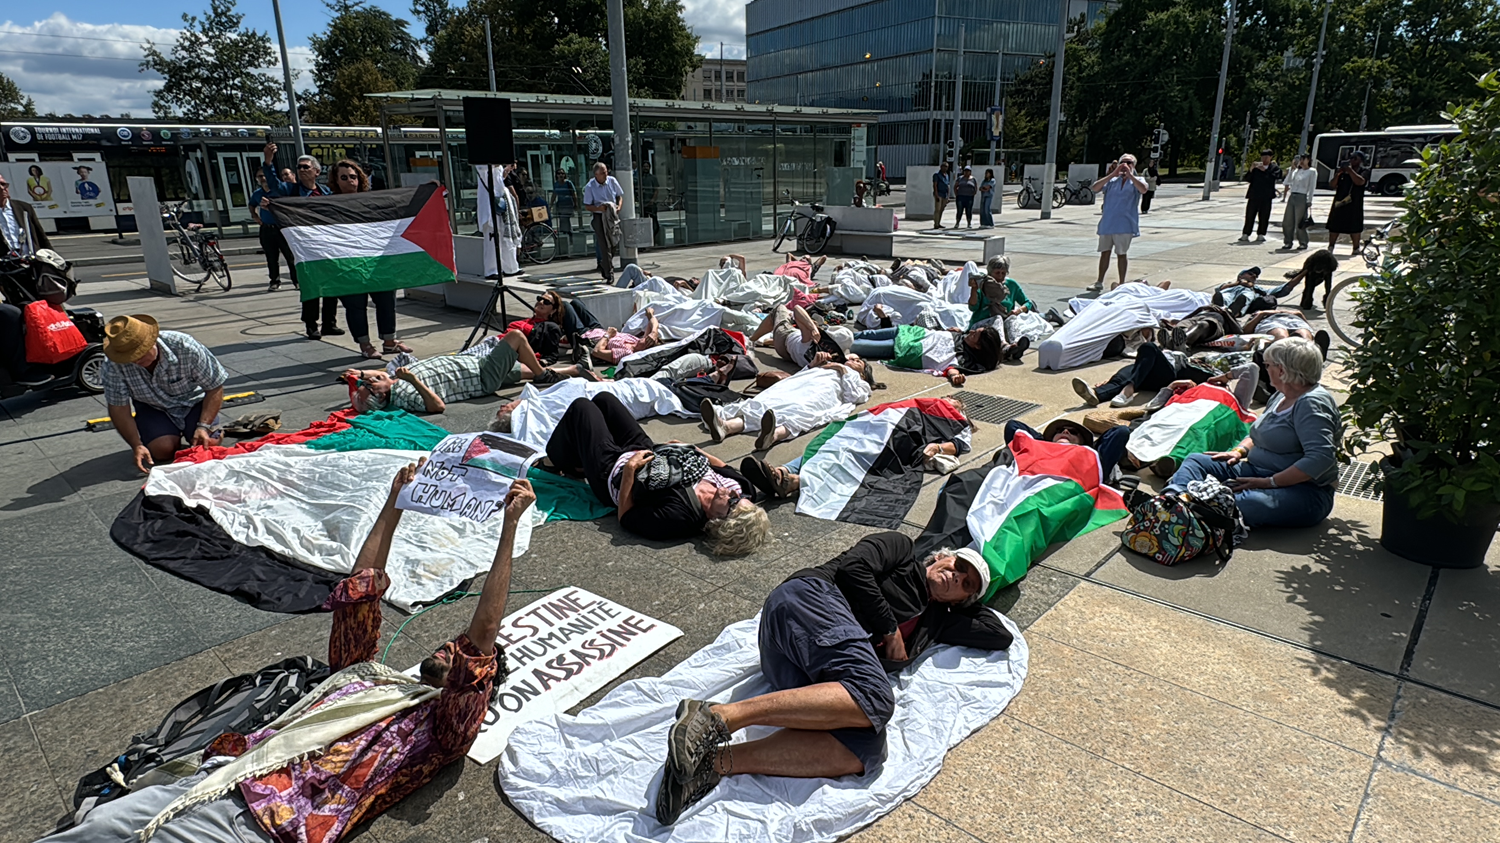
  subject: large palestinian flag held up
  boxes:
[965,431,1129,598]
[1125,383,1256,471]
[271,182,456,300]
[795,397,972,528]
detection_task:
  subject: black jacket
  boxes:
[788,531,1013,670]
[0,199,52,255]
[618,462,761,541]
[1245,163,1283,201]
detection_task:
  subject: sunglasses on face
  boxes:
[724,490,744,512]
[535,296,553,307]
[297,164,313,170]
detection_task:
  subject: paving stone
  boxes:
[364,756,552,843]
[1384,685,1500,803]
[135,559,288,651]
[47,446,151,503]
[846,802,979,843]
[0,673,21,726]
[1407,547,1500,707]
[1352,765,1500,842]
[212,612,336,676]
[0,454,77,518]
[0,718,70,843]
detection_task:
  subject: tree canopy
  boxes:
[139,0,285,122]
[303,0,422,125]
[0,72,37,120]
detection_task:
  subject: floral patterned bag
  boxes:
[1121,477,1245,565]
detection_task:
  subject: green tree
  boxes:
[410,0,453,52]
[139,0,284,121]
[303,0,423,125]
[422,0,700,99]
[0,72,37,119]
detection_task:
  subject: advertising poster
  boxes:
[0,161,115,218]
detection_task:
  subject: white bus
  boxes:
[1311,124,1458,195]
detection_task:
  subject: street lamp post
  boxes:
[1298,0,1330,156]
[270,0,303,158]
[484,18,496,93]
[950,25,965,166]
[606,0,638,264]
[1040,0,1067,220]
[1201,0,1236,201]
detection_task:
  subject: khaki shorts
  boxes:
[1098,233,1134,254]
[771,304,797,362]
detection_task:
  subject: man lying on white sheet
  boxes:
[490,376,694,451]
[701,360,875,450]
[1036,298,1158,371]
[623,296,760,339]
[855,286,969,331]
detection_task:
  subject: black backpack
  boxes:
[69,655,329,825]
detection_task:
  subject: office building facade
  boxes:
[746,0,1114,177]
[683,58,749,102]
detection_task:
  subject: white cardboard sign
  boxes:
[395,431,538,523]
[457,587,683,763]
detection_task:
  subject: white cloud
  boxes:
[681,0,745,59]
[0,13,313,117]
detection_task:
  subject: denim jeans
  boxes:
[850,327,898,359]
[617,263,648,289]
[1166,452,1335,528]
[979,193,994,226]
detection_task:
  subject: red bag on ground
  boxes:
[23,300,87,364]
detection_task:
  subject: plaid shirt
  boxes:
[373,355,486,413]
[102,331,228,427]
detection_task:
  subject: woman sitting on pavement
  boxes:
[545,393,770,553]
[1072,340,1258,410]
[701,358,880,451]
[348,330,595,414]
[967,255,1035,326]
[850,324,1012,387]
[1164,337,1341,528]
[655,531,1010,823]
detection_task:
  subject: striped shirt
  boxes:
[102,331,228,427]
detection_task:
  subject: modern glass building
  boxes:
[746,0,1114,178]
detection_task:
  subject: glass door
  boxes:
[215,152,255,222]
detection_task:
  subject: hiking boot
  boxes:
[667,699,730,784]
[701,398,727,443]
[1314,329,1331,360]
[321,324,346,337]
[1150,456,1178,478]
[655,753,722,825]
[754,409,778,451]
[1072,377,1100,406]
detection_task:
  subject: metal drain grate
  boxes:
[1336,460,1384,501]
[947,392,1042,425]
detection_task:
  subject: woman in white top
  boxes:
[1280,154,1316,251]
[701,359,878,450]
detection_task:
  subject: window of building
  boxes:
[736,71,745,82]
[703,69,712,81]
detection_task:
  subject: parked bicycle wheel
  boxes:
[521,224,556,264]
[802,220,832,254]
[1015,188,1030,210]
[771,216,797,252]
[202,243,232,292]
[1324,275,1368,348]
[1051,187,1067,209]
[170,234,211,286]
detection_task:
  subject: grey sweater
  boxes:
[1248,385,1342,486]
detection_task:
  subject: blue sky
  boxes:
[1,1,745,116]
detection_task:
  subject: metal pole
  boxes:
[271,0,303,158]
[1298,0,1330,156]
[1359,23,1380,131]
[435,98,458,235]
[606,0,638,263]
[928,0,940,163]
[720,42,726,102]
[987,48,1002,168]
[950,25,965,165]
[1040,0,1067,220]
[484,18,496,93]
[1201,0,1235,201]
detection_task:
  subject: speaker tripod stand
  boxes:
[462,164,533,351]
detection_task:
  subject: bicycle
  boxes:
[1324,219,1401,348]
[1016,176,1066,210]
[516,207,557,265]
[162,202,231,292]
[772,192,834,254]
[1061,182,1095,205]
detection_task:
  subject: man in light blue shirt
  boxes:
[1090,154,1148,292]
[583,162,624,284]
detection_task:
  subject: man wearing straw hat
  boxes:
[102,314,228,473]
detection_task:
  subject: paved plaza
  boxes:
[3,184,1496,842]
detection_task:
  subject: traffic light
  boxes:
[944,139,957,156]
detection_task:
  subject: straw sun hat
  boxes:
[103,314,160,364]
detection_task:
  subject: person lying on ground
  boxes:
[1164,337,1340,528]
[50,462,532,843]
[1156,304,1243,351]
[701,358,881,451]
[619,263,699,292]
[850,324,1013,387]
[591,308,661,364]
[886,259,942,293]
[1269,248,1339,310]
[506,290,565,338]
[747,302,855,368]
[654,531,1010,824]
[544,392,770,553]
[102,314,227,475]
[347,330,596,414]
[1109,276,1172,291]
[1240,308,1331,357]
[967,255,1035,326]
[1209,267,1281,317]
[771,253,827,285]
[1071,340,1257,409]
[1003,417,1131,478]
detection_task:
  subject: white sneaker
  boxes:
[1237,235,1250,242]
[1086,280,1104,292]
[1110,392,1134,408]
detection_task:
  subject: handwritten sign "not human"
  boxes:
[396,431,539,524]
[461,587,682,763]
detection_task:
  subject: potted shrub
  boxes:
[1341,71,1500,568]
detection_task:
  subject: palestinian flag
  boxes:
[1125,383,1255,470]
[795,398,971,528]
[271,182,456,300]
[963,431,1129,597]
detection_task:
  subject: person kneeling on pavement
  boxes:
[1165,337,1340,528]
[102,314,228,474]
[348,330,596,414]
[655,531,1012,823]
[47,464,532,843]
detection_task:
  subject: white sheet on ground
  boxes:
[719,364,871,437]
[1068,284,1209,322]
[500,611,1028,843]
[509,378,695,452]
[624,297,759,339]
[931,260,980,305]
[695,269,792,312]
[855,286,969,330]
[1037,299,1158,370]
[145,445,539,611]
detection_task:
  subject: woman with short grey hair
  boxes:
[1164,337,1342,527]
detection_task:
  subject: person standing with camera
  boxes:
[1089,155,1148,292]
[1238,149,1283,243]
[1325,150,1369,255]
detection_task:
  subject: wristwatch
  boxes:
[195,421,215,431]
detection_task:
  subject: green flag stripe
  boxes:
[1166,402,1252,467]
[799,417,850,464]
[297,251,454,301]
[979,479,1101,596]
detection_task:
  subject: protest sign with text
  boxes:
[395,431,538,523]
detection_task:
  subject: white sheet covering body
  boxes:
[624,296,759,338]
[718,364,872,437]
[932,261,981,305]
[1068,284,1210,322]
[855,287,969,331]
[1037,299,1158,370]
[145,446,539,611]
[695,269,793,311]
[500,612,1028,843]
[508,378,694,452]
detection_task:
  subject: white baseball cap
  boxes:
[952,547,991,598]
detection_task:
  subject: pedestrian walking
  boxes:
[979,168,996,227]
[553,170,577,237]
[260,142,343,341]
[1140,158,1161,214]
[1239,149,1283,243]
[1325,151,1369,256]
[1280,153,1315,251]
[953,166,978,228]
[583,162,624,284]
[931,162,951,229]
[1089,154,1148,292]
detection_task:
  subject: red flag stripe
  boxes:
[1010,430,1128,511]
[867,397,969,422]
[1164,383,1256,423]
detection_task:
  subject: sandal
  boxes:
[382,340,413,354]
[360,343,383,359]
[754,409,779,451]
